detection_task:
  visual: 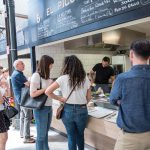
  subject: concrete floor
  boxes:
[6,126,96,150]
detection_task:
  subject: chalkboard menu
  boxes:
[28,0,150,46]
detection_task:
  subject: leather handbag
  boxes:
[20,75,48,109]
[3,96,18,119]
[56,103,64,119]
[56,82,78,120]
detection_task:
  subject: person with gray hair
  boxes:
[11,59,35,143]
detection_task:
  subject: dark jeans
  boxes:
[33,106,52,150]
[62,104,88,150]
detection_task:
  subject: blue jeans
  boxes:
[33,106,52,150]
[62,104,88,150]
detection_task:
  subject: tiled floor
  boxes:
[6,126,95,150]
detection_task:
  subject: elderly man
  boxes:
[110,40,150,150]
[11,59,35,143]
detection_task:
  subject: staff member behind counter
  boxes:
[90,56,115,93]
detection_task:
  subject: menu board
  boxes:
[17,31,25,47]
[27,0,150,46]
[0,39,6,53]
[1,0,149,51]
[16,27,30,50]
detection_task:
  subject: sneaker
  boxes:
[23,138,35,143]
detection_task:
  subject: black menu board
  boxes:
[28,0,150,46]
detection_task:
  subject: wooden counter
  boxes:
[51,101,119,150]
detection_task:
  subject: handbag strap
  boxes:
[38,73,42,89]
[64,82,78,104]
[3,96,10,107]
[40,76,42,89]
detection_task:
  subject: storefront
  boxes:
[21,1,150,149]
[0,0,150,149]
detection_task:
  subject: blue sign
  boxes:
[2,0,150,51]
[26,0,150,46]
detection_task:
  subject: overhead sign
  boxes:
[27,0,150,46]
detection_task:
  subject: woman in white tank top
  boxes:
[45,55,91,150]
[30,55,54,150]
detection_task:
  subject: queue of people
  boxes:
[0,39,150,150]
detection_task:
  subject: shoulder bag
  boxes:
[3,96,18,119]
[56,82,78,119]
[20,74,47,109]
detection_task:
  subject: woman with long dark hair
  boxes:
[30,55,54,150]
[45,55,91,150]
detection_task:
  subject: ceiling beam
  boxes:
[0,10,28,19]
[0,26,5,29]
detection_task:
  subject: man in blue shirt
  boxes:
[110,40,150,150]
[11,59,35,143]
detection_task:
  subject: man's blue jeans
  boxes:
[62,104,88,150]
[33,106,52,150]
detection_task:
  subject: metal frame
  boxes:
[0,10,28,19]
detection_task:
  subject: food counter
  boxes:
[51,94,119,150]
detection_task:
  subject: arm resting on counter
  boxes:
[109,76,122,106]
[45,81,66,103]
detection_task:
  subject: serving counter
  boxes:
[51,99,119,150]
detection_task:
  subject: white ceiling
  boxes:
[0,0,28,15]
[0,0,28,27]
[126,21,150,37]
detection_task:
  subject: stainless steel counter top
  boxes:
[92,96,118,110]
